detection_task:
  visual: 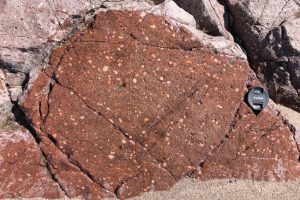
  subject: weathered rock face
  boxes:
[224,0,300,112]
[0,0,108,74]
[0,70,13,128]
[200,102,300,181]
[0,0,245,127]
[0,124,65,198]
[17,10,300,199]
[174,0,232,38]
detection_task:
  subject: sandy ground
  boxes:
[128,178,300,200]
[118,103,300,200]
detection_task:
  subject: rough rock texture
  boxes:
[0,0,245,130]
[173,0,233,39]
[0,69,13,128]
[18,10,300,199]
[0,124,65,198]
[1,71,64,198]
[224,0,300,111]
[200,102,300,181]
[1,0,300,199]
[147,0,245,58]
[0,0,107,74]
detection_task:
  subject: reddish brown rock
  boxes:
[19,10,300,199]
[0,125,64,198]
[199,102,300,181]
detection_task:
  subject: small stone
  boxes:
[103,66,109,72]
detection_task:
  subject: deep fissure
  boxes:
[9,102,69,197]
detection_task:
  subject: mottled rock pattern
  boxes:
[18,10,300,199]
[225,0,300,111]
[0,0,245,74]
[0,125,64,198]
[0,0,245,128]
[199,102,300,181]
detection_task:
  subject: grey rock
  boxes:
[0,0,108,74]
[5,72,26,101]
[0,69,13,128]
[5,72,26,87]
[225,0,300,111]
[174,0,233,39]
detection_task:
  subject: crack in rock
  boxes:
[15,9,300,199]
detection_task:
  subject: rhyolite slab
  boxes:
[18,10,300,199]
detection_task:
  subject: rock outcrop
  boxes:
[174,0,232,38]
[0,70,12,128]
[1,0,300,199]
[18,10,300,199]
[0,0,245,124]
[224,0,300,112]
[172,0,300,112]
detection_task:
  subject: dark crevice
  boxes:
[187,169,197,178]
[11,103,41,144]
[0,59,23,74]
[21,73,30,91]
[114,182,124,198]
[42,152,70,198]
[68,157,108,189]
[10,102,69,197]
[283,119,300,158]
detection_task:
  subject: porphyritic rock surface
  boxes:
[1,72,65,198]
[0,124,65,198]
[0,0,244,131]
[17,10,300,199]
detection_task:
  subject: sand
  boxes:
[129,178,300,200]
